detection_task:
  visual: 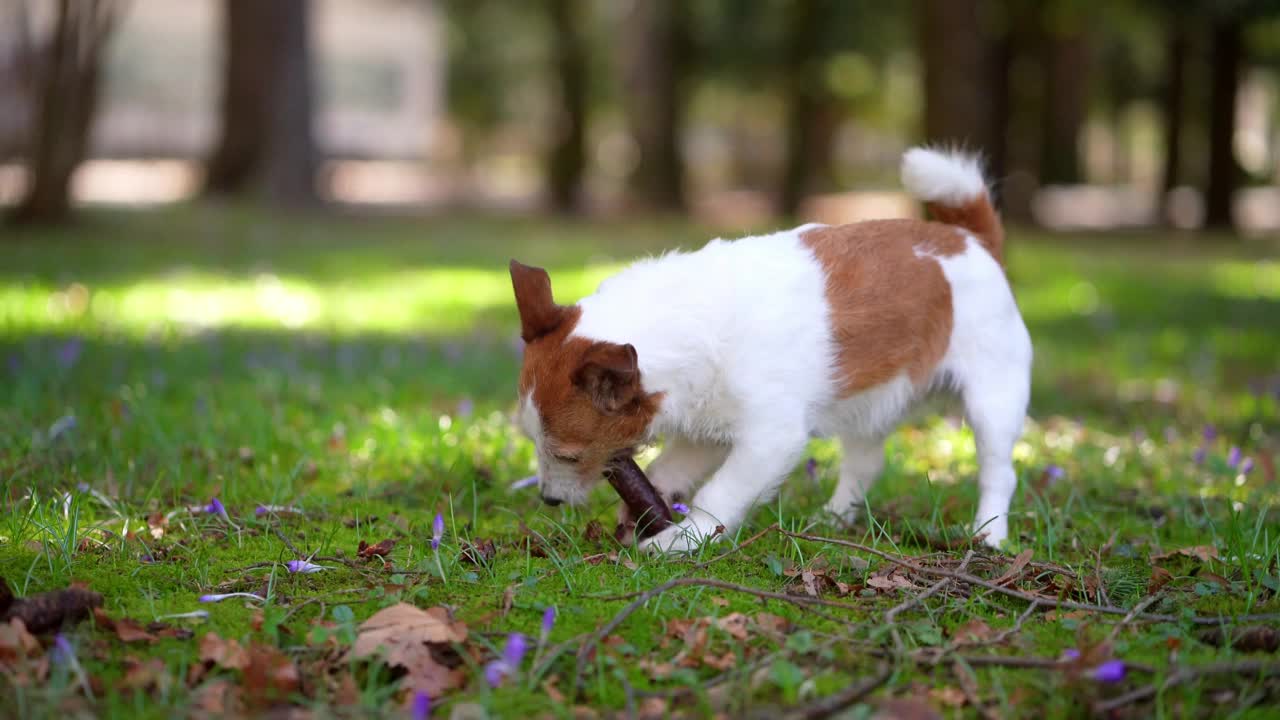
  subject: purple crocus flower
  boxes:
[484,632,528,687]
[431,513,444,551]
[1193,447,1207,465]
[1061,648,1081,661]
[51,634,74,664]
[199,592,266,603]
[1092,660,1126,683]
[57,337,83,369]
[1046,465,1065,483]
[511,476,538,490]
[805,458,818,482]
[672,502,690,514]
[411,691,431,720]
[205,497,226,515]
[1240,457,1254,475]
[286,559,326,574]
[1227,447,1242,469]
[456,397,474,418]
[1203,425,1218,442]
[541,607,556,641]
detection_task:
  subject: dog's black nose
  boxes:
[540,495,563,507]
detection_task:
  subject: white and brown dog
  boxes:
[509,147,1031,554]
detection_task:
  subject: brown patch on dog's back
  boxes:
[802,219,961,396]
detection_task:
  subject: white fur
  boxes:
[525,148,1030,553]
[900,147,987,206]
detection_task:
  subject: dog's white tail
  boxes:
[900,147,1004,265]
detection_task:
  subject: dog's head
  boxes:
[509,260,661,506]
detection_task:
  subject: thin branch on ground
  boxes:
[1093,660,1280,714]
[693,523,780,569]
[885,549,974,651]
[1105,591,1165,644]
[779,530,1280,626]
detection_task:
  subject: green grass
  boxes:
[1,205,1278,719]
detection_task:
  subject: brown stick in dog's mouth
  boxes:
[604,453,673,541]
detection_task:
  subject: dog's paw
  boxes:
[637,516,722,555]
[973,515,1008,549]
[821,500,863,526]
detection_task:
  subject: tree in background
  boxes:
[1038,0,1091,186]
[918,0,1000,166]
[621,0,691,213]
[204,0,319,208]
[8,0,125,225]
[545,0,588,214]
[777,0,838,218]
[1205,12,1244,229]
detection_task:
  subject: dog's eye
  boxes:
[552,453,581,464]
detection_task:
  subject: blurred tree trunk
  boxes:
[622,0,689,213]
[204,0,319,207]
[8,0,123,225]
[1159,16,1189,218]
[204,0,272,195]
[778,0,837,218]
[1204,17,1242,230]
[919,0,996,156]
[1039,20,1089,185]
[546,0,588,215]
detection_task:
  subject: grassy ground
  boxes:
[1,205,1278,719]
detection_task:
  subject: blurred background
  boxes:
[3,0,1280,231]
[0,0,1277,458]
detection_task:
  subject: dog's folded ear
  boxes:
[510,259,568,342]
[572,341,641,414]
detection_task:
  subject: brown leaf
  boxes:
[582,520,605,542]
[873,697,944,720]
[191,679,244,718]
[121,657,170,691]
[242,645,299,708]
[994,549,1034,586]
[200,632,250,670]
[1148,566,1174,595]
[93,608,157,644]
[346,603,468,696]
[1199,571,1233,589]
[1151,545,1218,563]
[929,686,966,708]
[146,512,167,540]
[702,650,736,670]
[459,538,496,565]
[357,539,396,559]
[951,619,994,645]
[715,613,750,641]
[1195,625,1280,653]
[711,597,729,608]
[753,613,789,635]
[542,675,565,703]
[0,618,40,666]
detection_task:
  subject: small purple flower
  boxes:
[671,502,690,514]
[1203,425,1218,442]
[805,458,818,482]
[1193,447,1207,465]
[1091,659,1126,683]
[57,337,83,369]
[1227,447,1242,469]
[1240,457,1254,475]
[456,397,474,418]
[1046,465,1065,482]
[51,634,74,664]
[286,559,326,574]
[411,691,431,720]
[484,632,528,687]
[541,607,556,640]
[1061,648,1081,661]
[204,497,225,515]
[511,476,538,490]
[431,513,444,551]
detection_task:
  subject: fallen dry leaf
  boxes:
[93,608,157,644]
[754,613,789,635]
[121,657,170,691]
[582,520,605,542]
[345,603,468,698]
[1148,566,1174,595]
[929,686,966,708]
[357,539,396,559]
[1152,545,1218,563]
[710,597,729,608]
[459,538,497,565]
[951,619,994,645]
[873,697,944,720]
[1195,625,1280,653]
[242,644,300,708]
[715,613,750,641]
[147,512,167,540]
[191,678,244,718]
[994,549,1034,586]
[200,632,250,670]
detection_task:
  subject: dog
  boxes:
[509,146,1031,554]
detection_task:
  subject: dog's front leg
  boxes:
[639,424,807,554]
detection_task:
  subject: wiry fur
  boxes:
[513,146,1032,553]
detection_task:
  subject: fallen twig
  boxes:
[780,530,1280,626]
[884,549,974,651]
[693,523,780,569]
